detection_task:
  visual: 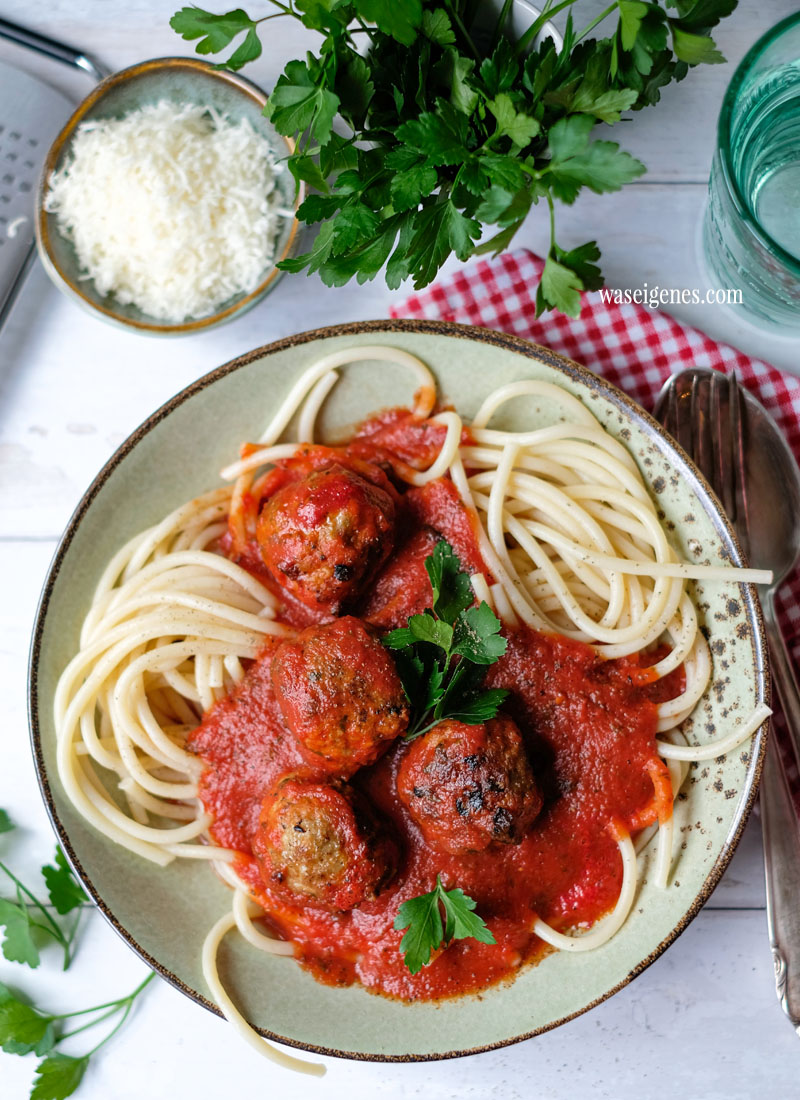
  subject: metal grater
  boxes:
[0,58,74,327]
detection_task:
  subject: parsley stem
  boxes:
[65,910,83,953]
[259,0,294,16]
[85,974,154,1057]
[491,0,515,50]
[444,0,481,61]
[574,2,618,45]
[86,1001,133,1057]
[0,860,66,948]
[58,1004,121,1042]
[514,0,577,55]
[354,15,375,42]
[49,973,154,1023]
[546,188,557,255]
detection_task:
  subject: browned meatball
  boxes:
[256,463,396,612]
[252,776,397,910]
[271,617,409,775]
[396,716,541,855]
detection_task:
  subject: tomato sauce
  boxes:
[189,412,682,1002]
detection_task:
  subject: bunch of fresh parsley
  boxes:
[0,808,153,1099]
[171,0,735,315]
[383,539,509,738]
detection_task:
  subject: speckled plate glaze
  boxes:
[35,57,300,335]
[29,321,769,1061]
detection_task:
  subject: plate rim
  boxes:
[27,317,770,1061]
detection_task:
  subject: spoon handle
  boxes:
[761,738,800,1032]
[763,591,800,776]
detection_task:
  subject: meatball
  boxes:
[397,716,541,855]
[256,463,396,612]
[252,776,397,910]
[271,616,409,774]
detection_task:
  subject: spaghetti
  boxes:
[53,347,771,1071]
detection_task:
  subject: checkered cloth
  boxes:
[391,248,800,809]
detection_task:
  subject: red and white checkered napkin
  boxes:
[390,247,800,809]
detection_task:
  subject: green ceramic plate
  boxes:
[29,320,769,1060]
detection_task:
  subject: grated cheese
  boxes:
[45,101,283,323]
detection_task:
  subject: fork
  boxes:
[654,367,800,1035]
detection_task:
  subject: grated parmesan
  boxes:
[45,101,283,323]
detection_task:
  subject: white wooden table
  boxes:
[2,3,799,1097]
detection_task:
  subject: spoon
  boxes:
[654,368,800,1033]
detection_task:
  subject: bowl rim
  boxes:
[35,55,302,334]
[27,318,770,1061]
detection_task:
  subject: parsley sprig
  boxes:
[394,874,496,973]
[0,812,85,971]
[383,540,509,739]
[0,809,153,1099]
[0,973,154,1099]
[170,0,736,314]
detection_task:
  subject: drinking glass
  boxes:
[703,13,800,330]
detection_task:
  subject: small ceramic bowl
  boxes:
[35,57,301,336]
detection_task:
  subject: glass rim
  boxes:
[717,10,800,278]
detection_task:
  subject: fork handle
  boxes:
[761,736,800,1032]
[760,589,800,1031]
[763,590,800,777]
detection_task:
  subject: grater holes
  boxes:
[6,152,18,163]
[9,131,20,141]
[24,160,34,169]
[28,137,38,148]
[19,181,31,193]
[2,173,12,185]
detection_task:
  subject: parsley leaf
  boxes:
[538,254,585,318]
[425,540,473,625]
[487,94,540,147]
[0,899,40,968]
[383,539,509,738]
[0,986,54,1055]
[406,201,481,288]
[445,688,511,725]
[169,6,260,70]
[266,59,340,144]
[546,116,646,204]
[670,26,725,65]
[357,0,422,45]
[42,849,86,916]
[408,613,454,651]
[555,240,604,291]
[394,875,496,973]
[618,0,649,52]
[390,163,438,213]
[479,38,519,97]
[421,8,455,46]
[0,809,13,834]
[395,103,471,167]
[31,1054,90,1100]
[452,602,507,664]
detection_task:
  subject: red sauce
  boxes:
[190,410,683,1002]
